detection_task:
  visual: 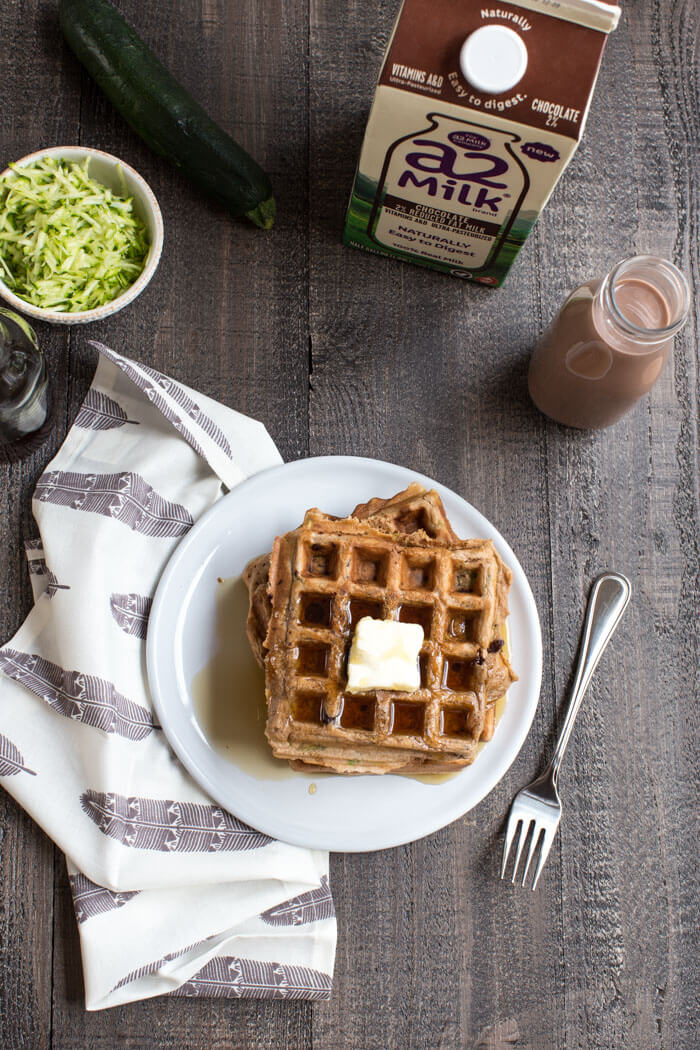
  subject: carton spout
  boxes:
[508,0,621,34]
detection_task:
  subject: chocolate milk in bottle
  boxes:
[344,0,620,286]
[528,256,691,428]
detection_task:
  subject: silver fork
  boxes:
[501,571,631,889]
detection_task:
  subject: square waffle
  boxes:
[263,511,504,774]
[344,484,516,742]
[243,485,516,755]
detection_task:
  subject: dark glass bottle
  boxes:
[0,309,48,442]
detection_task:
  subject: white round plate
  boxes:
[147,456,542,852]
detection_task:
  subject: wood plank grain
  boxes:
[0,3,83,1047]
[0,0,697,1046]
[62,0,311,462]
[0,794,54,1050]
[307,0,569,1047]
[535,2,699,1048]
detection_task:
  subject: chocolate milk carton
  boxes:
[344,0,620,285]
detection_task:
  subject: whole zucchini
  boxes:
[59,0,275,229]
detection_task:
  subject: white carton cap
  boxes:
[459,25,529,94]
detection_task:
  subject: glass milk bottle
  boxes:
[0,309,49,442]
[528,255,690,428]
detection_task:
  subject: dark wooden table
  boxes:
[1,2,697,1047]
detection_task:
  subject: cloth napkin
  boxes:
[0,343,336,1009]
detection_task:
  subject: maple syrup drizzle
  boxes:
[406,624,511,784]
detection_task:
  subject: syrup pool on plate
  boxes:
[191,576,294,781]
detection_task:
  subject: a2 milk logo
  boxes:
[398,128,509,214]
[372,113,529,270]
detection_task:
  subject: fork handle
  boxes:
[545,572,631,784]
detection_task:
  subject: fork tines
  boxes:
[500,792,559,889]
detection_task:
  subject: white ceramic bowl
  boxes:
[0,146,164,325]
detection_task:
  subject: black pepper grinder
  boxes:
[0,309,49,442]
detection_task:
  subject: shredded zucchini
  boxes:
[0,156,150,312]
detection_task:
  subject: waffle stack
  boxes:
[243,485,516,775]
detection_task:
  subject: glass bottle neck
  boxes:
[593,255,690,353]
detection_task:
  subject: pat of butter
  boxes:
[346,617,423,693]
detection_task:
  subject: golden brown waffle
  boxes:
[352,482,458,542]
[244,485,516,751]
[353,486,516,735]
[263,511,503,774]
[242,553,273,667]
[245,485,458,668]
[353,485,516,742]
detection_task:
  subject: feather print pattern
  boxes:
[172,957,332,1000]
[0,650,157,741]
[69,872,139,924]
[45,571,70,598]
[112,937,214,990]
[27,560,70,597]
[27,557,48,576]
[80,791,273,852]
[34,470,193,539]
[110,593,153,640]
[139,362,233,458]
[260,874,334,927]
[0,733,36,777]
[74,389,140,431]
[89,344,208,460]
